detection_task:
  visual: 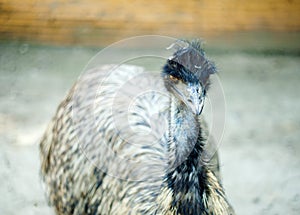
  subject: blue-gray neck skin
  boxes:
[168,95,202,169]
[165,94,209,213]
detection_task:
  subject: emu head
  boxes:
[162,40,216,115]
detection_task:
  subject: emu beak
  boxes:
[186,85,204,115]
[169,82,205,115]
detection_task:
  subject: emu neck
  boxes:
[166,95,207,213]
[168,95,204,169]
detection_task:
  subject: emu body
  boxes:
[40,41,234,215]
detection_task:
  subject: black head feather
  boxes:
[163,39,217,88]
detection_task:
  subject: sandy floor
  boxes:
[0,41,299,215]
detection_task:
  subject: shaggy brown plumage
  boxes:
[40,40,235,215]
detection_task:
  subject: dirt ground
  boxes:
[0,39,299,215]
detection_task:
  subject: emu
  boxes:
[40,40,235,215]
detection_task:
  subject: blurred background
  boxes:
[0,0,300,214]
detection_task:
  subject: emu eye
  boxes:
[169,75,179,83]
